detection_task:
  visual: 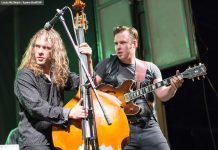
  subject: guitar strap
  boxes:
[135,59,147,89]
[135,59,158,122]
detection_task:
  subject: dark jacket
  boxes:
[14,68,79,148]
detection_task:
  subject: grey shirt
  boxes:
[96,58,162,86]
[14,68,79,148]
[95,57,162,117]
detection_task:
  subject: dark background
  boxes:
[164,1,218,150]
[0,1,218,150]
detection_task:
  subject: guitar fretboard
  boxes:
[122,63,206,102]
[124,77,173,102]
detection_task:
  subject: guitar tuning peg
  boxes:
[197,77,200,80]
[192,78,195,82]
[203,75,205,79]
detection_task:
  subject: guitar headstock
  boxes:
[182,63,207,80]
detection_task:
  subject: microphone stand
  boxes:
[57,9,112,150]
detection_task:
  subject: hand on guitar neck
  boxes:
[97,63,207,116]
[155,70,184,101]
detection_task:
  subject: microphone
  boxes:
[44,6,67,30]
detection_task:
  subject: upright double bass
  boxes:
[52,1,129,149]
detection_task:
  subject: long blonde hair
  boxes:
[18,28,69,87]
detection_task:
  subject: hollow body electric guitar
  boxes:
[97,63,207,116]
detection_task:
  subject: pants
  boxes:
[123,118,170,150]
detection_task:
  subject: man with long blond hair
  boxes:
[14,28,92,150]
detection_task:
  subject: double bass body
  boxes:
[52,89,130,150]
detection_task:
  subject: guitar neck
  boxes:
[123,63,207,103]
[124,76,176,102]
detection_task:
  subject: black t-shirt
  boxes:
[95,56,162,117]
[96,57,162,85]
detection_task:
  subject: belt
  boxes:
[128,116,151,128]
